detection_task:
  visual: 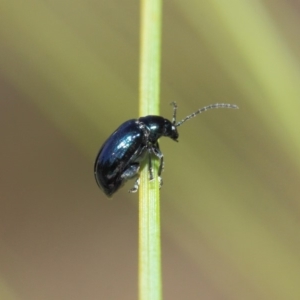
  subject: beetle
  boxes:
[94,102,238,197]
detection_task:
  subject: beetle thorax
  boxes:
[138,116,179,143]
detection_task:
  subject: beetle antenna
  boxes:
[170,101,178,124]
[175,103,239,127]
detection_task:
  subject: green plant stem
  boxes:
[138,0,162,299]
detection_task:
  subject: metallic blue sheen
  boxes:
[94,116,178,197]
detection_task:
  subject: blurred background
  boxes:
[1,0,300,299]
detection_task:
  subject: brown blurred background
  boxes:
[1,0,300,299]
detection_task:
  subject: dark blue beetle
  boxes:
[94,102,238,197]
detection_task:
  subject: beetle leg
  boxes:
[120,163,141,193]
[129,178,140,193]
[121,163,140,180]
[152,143,164,189]
[153,142,164,176]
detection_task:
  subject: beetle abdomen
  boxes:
[94,120,146,196]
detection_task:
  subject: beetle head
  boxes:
[163,118,179,142]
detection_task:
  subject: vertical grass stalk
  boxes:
[139,0,162,299]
